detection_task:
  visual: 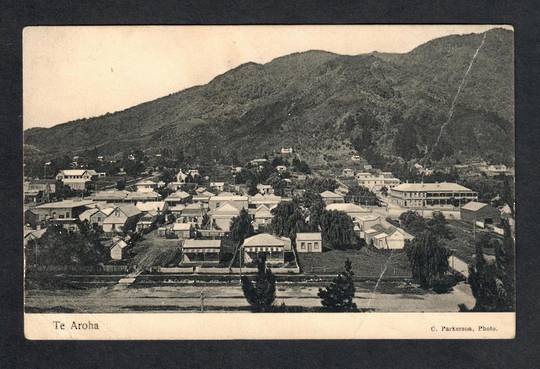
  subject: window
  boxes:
[301,242,306,250]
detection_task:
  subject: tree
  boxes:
[116,178,126,191]
[304,177,338,193]
[318,258,358,312]
[270,202,307,241]
[241,254,276,312]
[229,208,254,244]
[467,219,515,311]
[346,183,379,206]
[426,211,453,240]
[399,210,427,235]
[266,173,286,196]
[380,186,389,197]
[319,210,355,250]
[201,213,210,229]
[404,230,450,288]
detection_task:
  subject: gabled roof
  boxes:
[389,228,414,240]
[373,232,389,240]
[166,190,191,200]
[326,203,370,213]
[296,232,322,241]
[461,201,489,211]
[211,202,241,216]
[125,191,161,200]
[254,205,272,217]
[79,208,99,221]
[58,169,90,176]
[320,190,343,198]
[242,233,290,247]
[114,204,142,218]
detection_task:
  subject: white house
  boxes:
[342,168,355,177]
[56,169,97,191]
[276,165,287,173]
[251,205,273,230]
[209,202,241,232]
[296,232,322,253]
[110,237,129,260]
[281,147,293,154]
[134,179,158,193]
[242,233,291,266]
[209,182,225,192]
[372,228,414,250]
[256,184,274,195]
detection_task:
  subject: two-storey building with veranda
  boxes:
[389,182,477,209]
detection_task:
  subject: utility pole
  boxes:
[200,288,205,312]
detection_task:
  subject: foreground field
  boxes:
[25,281,475,313]
[297,248,410,278]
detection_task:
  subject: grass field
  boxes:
[297,247,411,278]
[129,230,181,269]
[446,220,498,264]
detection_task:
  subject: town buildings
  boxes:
[181,239,222,265]
[389,182,477,209]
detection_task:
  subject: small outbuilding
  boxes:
[461,201,501,225]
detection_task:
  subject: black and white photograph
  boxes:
[22,25,515,339]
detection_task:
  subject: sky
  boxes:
[23,25,512,129]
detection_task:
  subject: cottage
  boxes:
[192,190,214,205]
[109,237,130,260]
[56,169,97,191]
[320,190,344,205]
[372,228,414,250]
[23,228,46,248]
[355,213,382,236]
[88,207,115,227]
[102,204,142,234]
[209,202,241,232]
[280,147,293,154]
[248,193,283,209]
[172,222,193,239]
[242,233,291,266]
[461,201,501,225]
[181,239,221,265]
[351,155,361,161]
[325,203,370,222]
[276,165,287,173]
[178,203,206,225]
[251,205,273,230]
[296,232,322,253]
[136,213,157,232]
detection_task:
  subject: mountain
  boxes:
[24,28,514,168]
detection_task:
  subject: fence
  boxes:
[27,264,128,273]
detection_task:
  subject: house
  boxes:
[363,164,373,170]
[24,208,40,228]
[355,172,400,191]
[56,169,97,191]
[389,182,478,209]
[24,189,43,204]
[33,199,95,222]
[109,237,130,260]
[354,213,382,236]
[372,228,414,250]
[251,205,273,230]
[209,193,249,211]
[134,179,158,193]
[325,203,370,222]
[136,213,157,232]
[209,202,241,232]
[192,192,213,204]
[242,233,291,266]
[351,155,361,161]
[250,158,268,166]
[461,201,501,225]
[364,228,380,244]
[248,193,283,209]
[178,203,206,225]
[295,232,322,253]
[342,168,355,177]
[276,165,287,173]
[181,239,222,265]
[102,204,142,234]
[209,182,225,192]
[482,164,509,177]
[124,191,161,203]
[320,190,344,205]
[231,166,243,174]
[256,184,274,195]
[280,147,293,154]
[164,190,192,206]
[78,208,100,223]
[172,223,193,239]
